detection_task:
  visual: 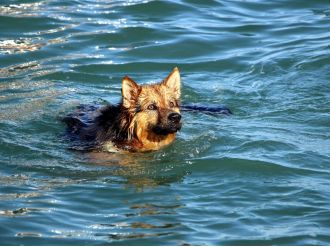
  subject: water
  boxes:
[1,0,330,245]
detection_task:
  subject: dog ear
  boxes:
[162,67,181,99]
[122,76,140,109]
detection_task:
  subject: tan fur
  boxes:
[118,67,181,152]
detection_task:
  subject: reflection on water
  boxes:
[0,39,42,54]
[0,2,44,17]
[0,38,65,54]
[0,160,186,243]
[82,150,190,190]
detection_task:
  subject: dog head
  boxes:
[121,67,182,144]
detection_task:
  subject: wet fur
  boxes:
[63,68,182,152]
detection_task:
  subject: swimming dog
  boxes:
[63,67,182,152]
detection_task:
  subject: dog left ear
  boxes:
[122,76,141,109]
[162,67,181,99]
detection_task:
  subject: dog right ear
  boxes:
[162,67,181,100]
[122,76,140,109]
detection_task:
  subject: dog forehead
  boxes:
[139,84,167,102]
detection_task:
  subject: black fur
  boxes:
[62,104,131,151]
[181,104,232,115]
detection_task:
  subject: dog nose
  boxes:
[168,113,181,123]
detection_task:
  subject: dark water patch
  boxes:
[118,0,191,18]
[221,235,329,246]
[72,26,172,47]
[189,157,328,178]
[73,59,248,75]
[0,16,62,34]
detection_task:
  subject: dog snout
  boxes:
[168,113,181,123]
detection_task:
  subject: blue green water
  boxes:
[1,0,330,245]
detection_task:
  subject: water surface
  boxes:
[1,0,330,245]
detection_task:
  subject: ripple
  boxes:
[15,232,43,238]
[0,207,46,217]
[90,221,177,230]
[0,192,41,201]
[107,231,172,240]
[0,61,40,78]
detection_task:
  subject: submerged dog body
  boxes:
[64,68,182,152]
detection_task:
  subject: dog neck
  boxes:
[111,133,176,152]
[134,128,176,151]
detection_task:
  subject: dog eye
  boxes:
[147,104,157,110]
[169,101,175,107]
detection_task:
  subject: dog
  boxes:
[63,67,182,152]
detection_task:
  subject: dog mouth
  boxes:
[152,123,182,135]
